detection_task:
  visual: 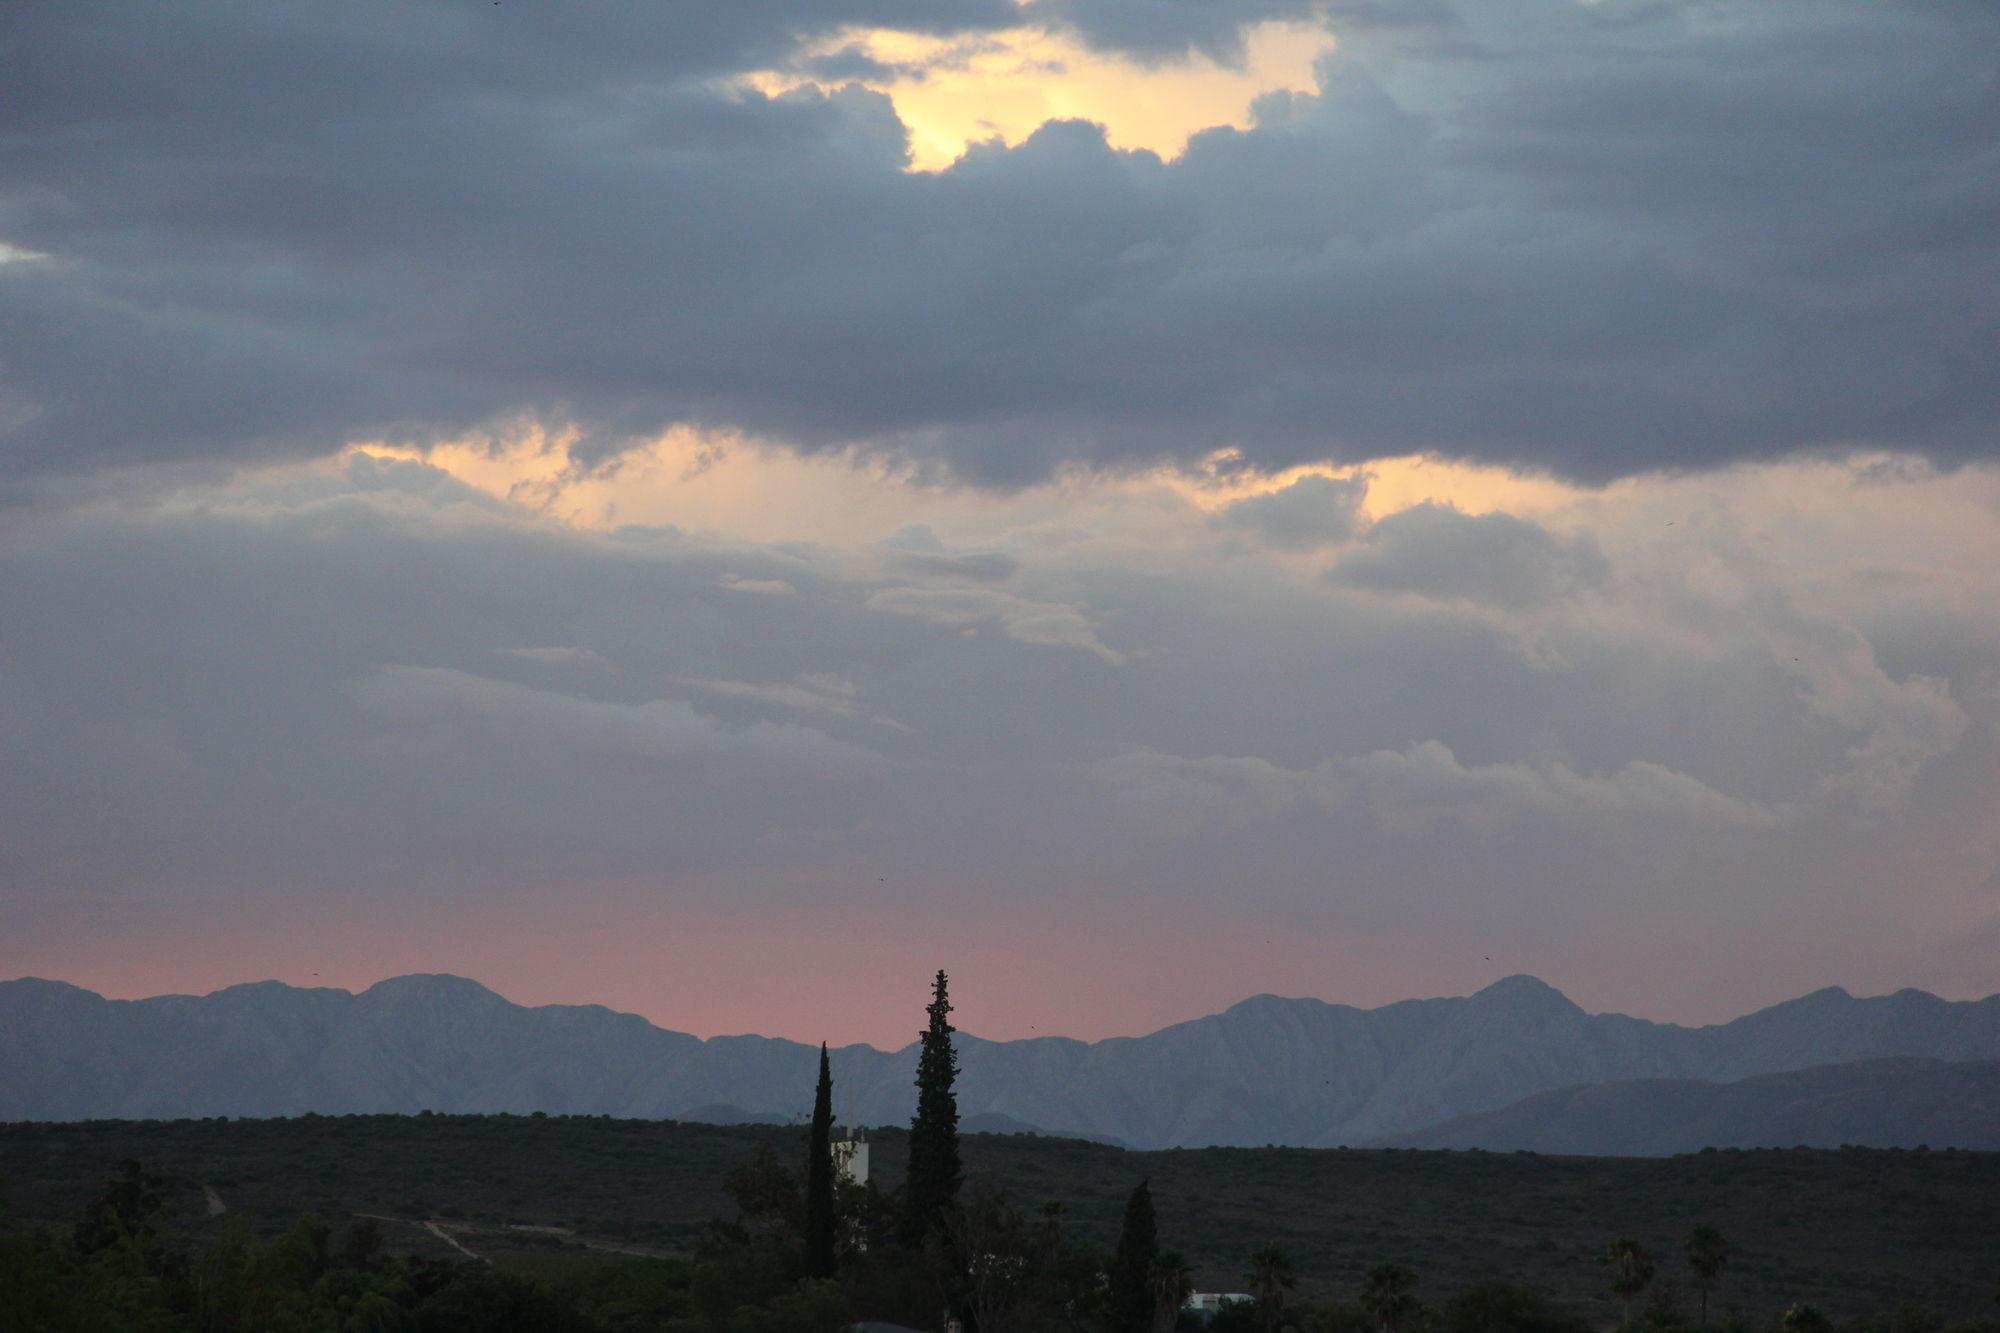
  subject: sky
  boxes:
[3,0,1998,1049]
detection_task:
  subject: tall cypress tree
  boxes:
[1108,1178,1158,1333]
[805,1041,836,1278]
[901,969,961,1247]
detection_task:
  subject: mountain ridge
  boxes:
[4,972,1996,1149]
[1376,1055,2000,1154]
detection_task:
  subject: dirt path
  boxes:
[353,1213,672,1263]
[423,1220,484,1263]
[503,1223,672,1259]
[353,1212,488,1265]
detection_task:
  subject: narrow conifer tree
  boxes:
[1108,1178,1159,1333]
[805,1041,836,1278]
[901,969,961,1247]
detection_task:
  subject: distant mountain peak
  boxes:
[359,973,508,1005]
[0,976,90,994]
[1476,972,1557,993]
[212,978,334,996]
[1224,992,1324,1015]
[1779,984,1857,1008]
[1469,974,1579,1010]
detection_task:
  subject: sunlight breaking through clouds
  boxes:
[740,19,1337,171]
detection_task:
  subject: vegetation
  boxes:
[1605,1240,1655,1326]
[1110,1180,1159,1333]
[1246,1244,1296,1333]
[1363,1261,1424,1333]
[804,1046,834,1282]
[7,1120,2000,1328]
[1148,1251,1192,1333]
[1685,1226,1729,1327]
[902,970,963,1251]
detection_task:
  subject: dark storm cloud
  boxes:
[1020,0,1457,64]
[2,0,1996,485]
[1023,0,1330,62]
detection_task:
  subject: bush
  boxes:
[1440,1281,1592,1333]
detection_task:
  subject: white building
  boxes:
[1185,1293,1255,1320]
[833,1128,869,1187]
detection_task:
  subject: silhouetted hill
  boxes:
[672,1102,791,1127]
[4,973,1997,1148]
[1378,1056,2000,1153]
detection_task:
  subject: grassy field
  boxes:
[4,1115,1996,1324]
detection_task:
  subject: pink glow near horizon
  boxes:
[6,894,1939,1048]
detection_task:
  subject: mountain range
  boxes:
[4,973,1997,1152]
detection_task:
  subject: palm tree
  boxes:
[1246,1244,1297,1333]
[1683,1226,1727,1326]
[1360,1262,1421,1333]
[1604,1239,1655,1327]
[1148,1250,1194,1333]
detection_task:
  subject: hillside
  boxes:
[1380,1057,2000,1154]
[3,1117,1997,1324]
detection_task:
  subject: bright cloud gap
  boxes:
[741,19,1337,171]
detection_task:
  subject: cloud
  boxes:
[1747,592,1970,815]
[881,523,1019,580]
[3,1,1995,486]
[1025,0,1332,63]
[883,524,948,553]
[891,549,1021,581]
[673,672,863,719]
[716,575,798,596]
[1330,502,1607,607]
[865,586,1125,662]
[1214,472,1368,550]
[496,646,603,666]
[1086,739,1778,841]
[1324,740,1779,834]
[353,666,883,778]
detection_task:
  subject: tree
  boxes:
[1109,1180,1159,1333]
[1441,1280,1592,1333]
[723,1143,802,1240]
[73,1159,168,1262]
[1247,1244,1298,1333]
[1360,1263,1422,1333]
[806,1042,836,1278]
[902,970,963,1249]
[943,1187,1069,1333]
[1050,1229,1112,1333]
[1149,1250,1194,1333]
[1604,1239,1655,1327]
[1683,1226,1727,1327]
